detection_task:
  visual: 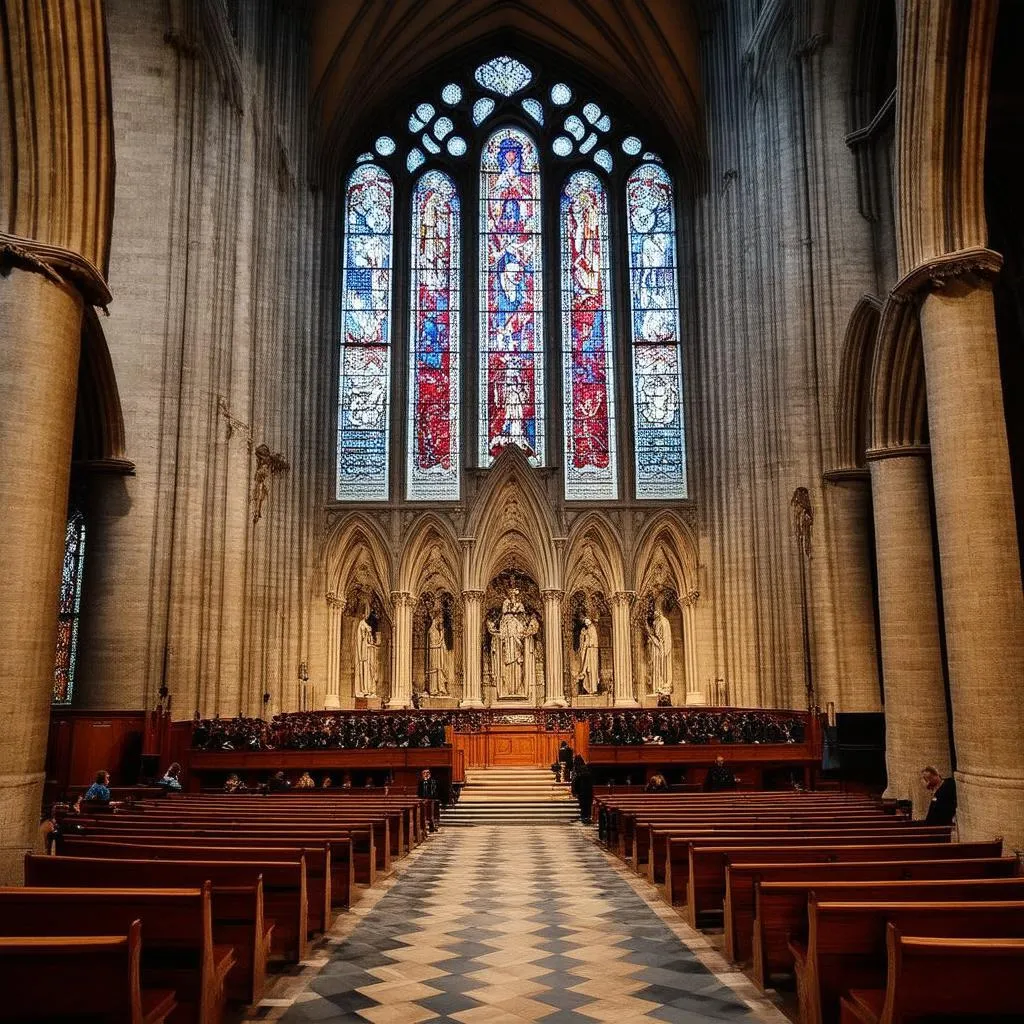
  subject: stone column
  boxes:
[918,278,1024,846]
[611,592,637,705]
[868,447,951,817]
[542,590,566,706]
[389,592,415,708]
[323,592,344,709]
[460,591,484,706]
[822,473,883,713]
[0,268,85,882]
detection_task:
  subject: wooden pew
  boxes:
[667,831,956,912]
[60,832,337,929]
[25,854,274,1004]
[724,855,1021,965]
[0,921,177,1023]
[790,898,1024,1024]
[57,839,310,961]
[0,885,234,1024]
[840,926,1024,1023]
[752,876,1024,989]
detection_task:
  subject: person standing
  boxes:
[703,756,736,792]
[570,755,594,823]
[921,766,957,826]
[557,740,574,783]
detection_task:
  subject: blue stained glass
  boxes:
[434,117,454,140]
[583,102,602,124]
[447,136,468,156]
[627,164,686,499]
[54,511,86,703]
[594,149,613,172]
[422,133,440,154]
[356,152,374,163]
[522,98,544,125]
[473,98,496,125]
[479,127,545,468]
[564,115,585,140]
[442,83,462,105]
[643,151,663,163]
[416,102,436,123]
[407,148,425,171]
[475,56,532,96]
[579,132,598,154]
[561,171,617,500]
[337,164,394,501]
[409,115,425,132]
[551,83,572,105]
[553,136,573,157]
[622,136,642,155]
[596,114,611,132]
[375,136,396,156]
[408,171,461,501]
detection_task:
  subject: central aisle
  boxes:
[271,826,787,1024]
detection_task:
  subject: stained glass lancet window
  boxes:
[408,171,461,500]
[561,171,617,500]
[53,510,86,703]
[479,127,545,467]
[337,164,394,500]
[627,163,687,498]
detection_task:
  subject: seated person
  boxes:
[83,770,112,804]
[320,775,333,789]
[268,770,290,792]
[223,772,246,793]
[921,765,957,825]
[341,772,353,790]
[703,756,737,792]
[645,772,668,793]
[295,770,315,790]
[158,762,183,791]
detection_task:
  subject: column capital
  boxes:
[0,232,112,307]
[611,591,637,607]
[893,247,1002,304]
[865,444,931,463]
[461,589,485,602]
[541,589,564,602]
[325,590,345,610]
[390,591,416,609]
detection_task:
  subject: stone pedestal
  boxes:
[420,696,458,709]
[574,693,611,708]
[356,696,382,710]
[919,281,1024,846]
[684,690,708,706]
[868,447,951,817]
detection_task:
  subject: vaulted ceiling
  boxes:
[309,0,704,175]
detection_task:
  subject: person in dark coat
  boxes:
[921,766,957,826]
[557,741,574,783]
[703,756,737,791]
[570,755,594,823]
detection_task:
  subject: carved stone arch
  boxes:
[868,296,928,452]
[835,295,882,469]
[465,448,560,591]
[633,511,699,598]
[398,512,461,596]
[564,512,625,596]
[323,513,394,612]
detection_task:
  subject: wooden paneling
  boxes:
[45,710,147,803]
[453,724,574,768]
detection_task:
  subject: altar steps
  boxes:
[444,767,579,826]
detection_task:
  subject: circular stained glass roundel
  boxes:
[407,148,425,172]
[416,102,435,123]
[552,136,573,157]
[433,117,454,140]
[622,136,642,155]
[441,82,462,105]
[551,82,572,105]
[375,135,396,156]
[446,136,467,156]
[596,114,611,132]
[594,148,613,173]
[564,115,585,140]
[583,102,602,124]
[473,98,496,126]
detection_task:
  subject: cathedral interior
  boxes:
[2,0,1024,995]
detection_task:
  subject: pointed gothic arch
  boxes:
[564,512,625,597]
[835,295,882,469]
[868,297,928,452]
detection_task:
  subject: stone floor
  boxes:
[246,825,789,1024]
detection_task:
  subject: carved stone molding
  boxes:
[680,589,701,608]
[822,468,871,484]
[0,232,112,307]
[864,444,931,463]
[251,444,289,524]
[461,589,486,601]
[325,591,345,611]
[611,591,636,607]
[892,247,1003,302]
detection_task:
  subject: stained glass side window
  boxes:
[627,163,687,498]
[53,510,86,704]
[408,171,461,500]
[479,127,545,467]
[560,171,617,500]
[337,164,394,500]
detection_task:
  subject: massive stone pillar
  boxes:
[611,592,637,706]
[822,474,883,712]
[323,593,344,709]
[918,278,1024,846]
[868,448,951,817]
[460,591,484,706]
[542,590,566,706]
[389,592,415,708]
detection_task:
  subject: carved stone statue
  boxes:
[496,586,528,698]
[577,616,600,694]
[523,613,540,699]
[426,609,450,696]
[646,602,673,696]
[354,611,380,698]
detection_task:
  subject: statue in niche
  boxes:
[354,607,380,698]
[523,613,540,698]
[645,600,673,696]
[577,617,600,694]
[492,586,529,698]
[426,601,452,696]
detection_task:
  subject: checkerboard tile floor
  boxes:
[252,826,788,1024]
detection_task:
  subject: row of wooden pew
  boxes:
[0,791,437,1023]
[594,790,1024,1023]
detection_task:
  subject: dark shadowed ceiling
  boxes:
[309,0,703,174]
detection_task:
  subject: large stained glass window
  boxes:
[408,171,461,500]
[479,127,545,467]
[337,164,394,500]
[560,171,617,500]
[54,510,86,703]
[627,163,687,498]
